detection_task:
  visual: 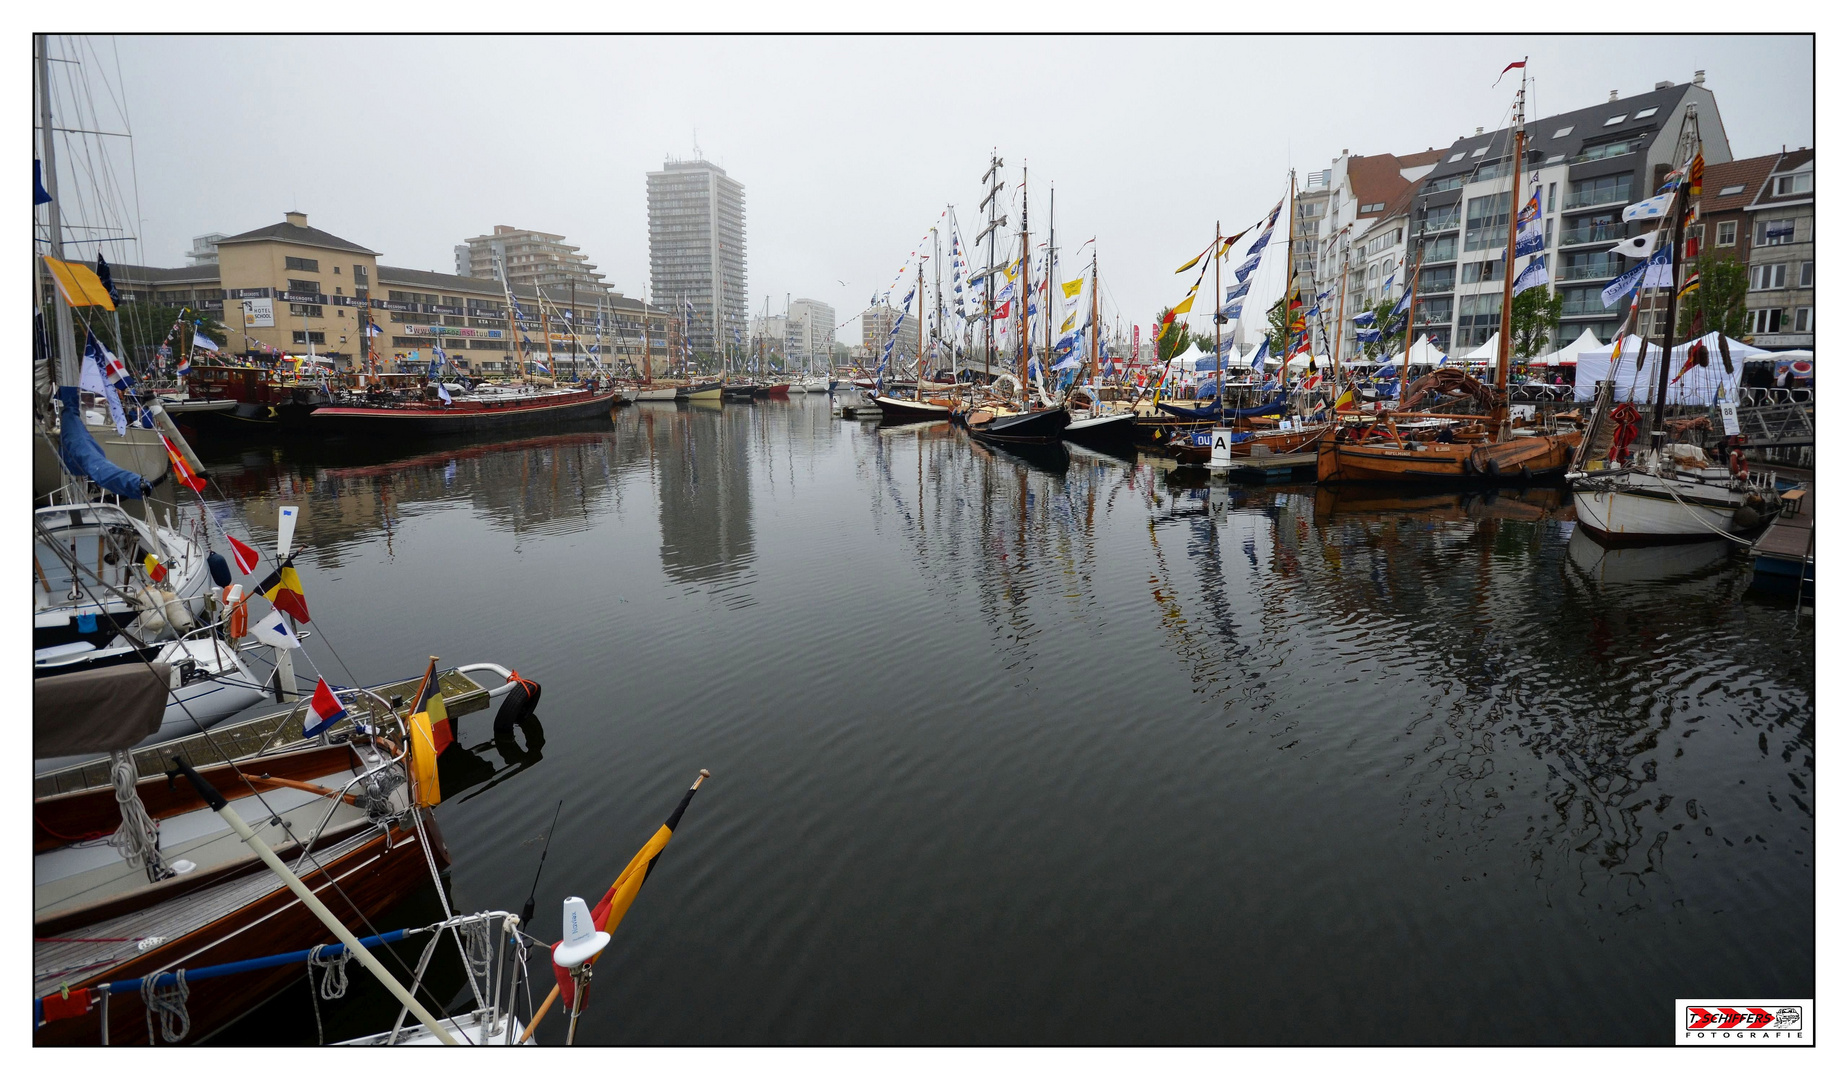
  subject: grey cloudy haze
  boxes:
[104,34,1811,342]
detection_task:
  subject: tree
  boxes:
[1357,298,1398,362]
[1188,331,1215,356]
[1154,308,1189,363]
[1676,250,1750,341]
[1510,285,1564,359]
[92,301,224,365]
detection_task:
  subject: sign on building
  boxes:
[243,297,275,327]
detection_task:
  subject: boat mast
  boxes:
[934,220,944,384]
[1214,220,1224,414]
[35,35,79,388]
[1045,183,1055,403]
[1333,231,1349,406]
[497,256,527,381]
[1648,111,1699,455]
[1397,223,1425,411]
[1492,64,1527,438]
[1018,165,1030,411]
[982,152,1003,386]
[916,260,925,392]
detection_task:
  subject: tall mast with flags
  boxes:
[1492,59,1528,438]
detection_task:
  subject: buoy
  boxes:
[1731,505,1762,532]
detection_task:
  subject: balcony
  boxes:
[1560,297,1616,318]
[1559,261,1620,282]
[1560,224,1622,247]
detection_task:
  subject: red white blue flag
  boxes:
[305,678,347,737]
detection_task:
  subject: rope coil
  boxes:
[107,749,169,882]
[141,968,189,1044]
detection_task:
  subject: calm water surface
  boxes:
[205,397,1812,1045]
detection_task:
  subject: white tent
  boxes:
[1531,327,1603,367]
[1573,332,1767,405]
[1170,342,1204,367]
[1383,335,1450,370]
[1461,332,1500,362]
[1285,354,1334,374]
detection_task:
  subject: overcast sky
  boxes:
[85,34,1812,343]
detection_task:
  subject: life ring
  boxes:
[225,597,249,640]
[1729,449,1748,480]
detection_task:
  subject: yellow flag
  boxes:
[1062,278,1083,299]
[1174,254,1203,275]
[1334,387,1355,410]
[42,255,116,311]
[1061,312,1077,332]
[1171,293,1196,317]
[407,711,442,806]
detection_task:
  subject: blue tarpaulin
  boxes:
[56,386,148,499]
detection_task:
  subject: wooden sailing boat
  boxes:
[1063,248,1137,448]
[969,166,1069,444]
[1316,67,1579,484]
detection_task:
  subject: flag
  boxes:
[176,352,192,376]
[79,334,129,435]
[1389,280,1414,318]
[1061,312,1077,333]
[229,535,261,575]
[1353,311,1376,327]
[1689,152,1704,196]
[1610,232,1660,260]
[1334,386,1355,410]
[1495,59,1526,84]
[1357,327,1383,343]
[305,678,348,738]
[1513,190,1545,256]
[35,159,52,204]
[550,773,709,1008]
[1170,291,1196,317]
[1600,259,1649,308]
[159,433,207,493]
[193,331,219,353]
[1623,193,1674,222]
[1233,252,1262,282]
[42,255,116,310]
[529,357,551,373]
[249,608,302,650]
[1062,277,1084,299]
[1511,254,1550,297]
[367,320,384,337]
[992,300,1010,320]
[143,554,168,583]
[1174,252,1204,274]
[1677,273,1701,301]
[95,253,120,304]
[1640,244,1675,289]
[257,557,310,623]
[408,657,453,755]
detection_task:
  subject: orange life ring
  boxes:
[1729,449,1748,479]
[226,597,249,639]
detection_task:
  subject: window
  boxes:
[334,286,343,295]
[1415,296,1453,324]
[1545,217,1554,249]
[1424,235,1458,262]
[1461,259,1505,284]
[289,303,324,317]
[1559,286,1609,317]
[1716,220,1737,246]
[1546,154,1565,165]
[1471,146,1488,158]
[1604,114,1627,126]
[1447,152,1465,163]
[1561,249,1622,281]
[1718,184,1746,197]
[1566,173,1633,209]
[1794,307,1813,333]
[1360,202,1385,214]
[354,264,369,283]
[1552,126,1574,138]
[1773,171,1813,196]
[1547,182,1556,213]
[1751,264,1787,291]
[1473,159,1512,183]
[1633,106,1659,119]
[287,278,320,295]
[1800,261,1813,287]
[1751,308,1783,335]
[1755,218,1796,246]
[291,330,326,345]
[284,257,319,272]
[1419,206,1460,231]
[1418,266,1455,293]
[1427,175,1465,194]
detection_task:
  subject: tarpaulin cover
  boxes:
[34,663,170,757]
[57,386,148,500]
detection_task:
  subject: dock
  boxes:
[1750,486,1814,591]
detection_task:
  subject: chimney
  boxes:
[1694,69,1706,85]
[1609,90,1619,102]
[1655,80,1672,90]
[1474,127,1484,135]
[284,210,307,226]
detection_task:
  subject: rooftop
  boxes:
[215,212,379,256]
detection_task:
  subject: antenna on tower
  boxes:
[692,129,702,160]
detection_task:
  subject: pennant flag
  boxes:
[142,554,168,583]
[42,255,116,310]
[1511,254,1550,298]
[1610,232,1661,260]
[1233,252,1262,283]
[229,535,261,576]
[305,678,348,738]
[159,433,207,493]
[1513,190,1545,256]
[549,772,710,1009]
[1495,59,1527,84]
[35,159,52,204]
[1600,259,1649,308]
[1676,273,1702,301]
[1170,291,1196,317]
[257,557,311,623]
[249,608,302,650]
[1623,192,1674,222]
[1334,386,1356,410]
[408,656,453,755]
[1174,252,1204,275]
[1245,228,1272,258]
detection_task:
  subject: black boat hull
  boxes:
[309,392,619,437]
[969,406,1070,444]
[874,396,952,423]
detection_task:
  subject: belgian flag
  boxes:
[256,557,310,623]
[407,656,453,755]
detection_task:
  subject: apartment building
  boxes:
[647,157,748,357]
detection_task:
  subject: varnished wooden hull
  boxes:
[33,814,446,1046]
[1316,431,1580,485]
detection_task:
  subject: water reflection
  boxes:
[624,404,757,594]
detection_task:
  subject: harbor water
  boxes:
[205,396,1813,1045]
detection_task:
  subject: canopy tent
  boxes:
[1169,341,1204,367]
[1573,332,1767,405]
[1382,335,1450,370]
[1530,327,1603,367]
[1461,332,1500,362]
[1285,354,1334,374]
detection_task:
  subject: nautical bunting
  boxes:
[1511,254,1550,298]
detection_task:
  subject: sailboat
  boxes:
[1316,68,1579,484]
[1569,112,1779,544]
[968,166,1069,444]
[1062,249,1137,448]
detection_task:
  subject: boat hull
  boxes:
[873,396,951,423]
[680,382,723,401]
[1571,472,1752,545]
[969,406,1071,444]
[1062,411,1138,449]
[309,390,618,436]
[1317,431,1579,485]
[635,386,680,402]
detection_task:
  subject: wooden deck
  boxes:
[35,667,493,798]
[1751,487,1814,582]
